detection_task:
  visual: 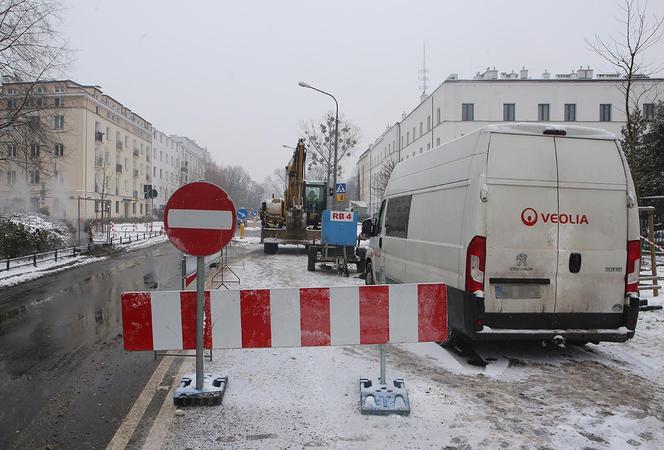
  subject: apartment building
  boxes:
[170,136,208,185]
[151,128,182,211]
[358,66,664,214]
[0,79,153,220]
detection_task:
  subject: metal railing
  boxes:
[109,229,164,246]
[639,205,661,295]
[1,246,86,272]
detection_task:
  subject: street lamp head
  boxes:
[298,81,311,89]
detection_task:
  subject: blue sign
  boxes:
[237,208,248,220]
[335,183,346,194]
[321,210,358,246]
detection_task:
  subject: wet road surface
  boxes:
[0,241,182,449]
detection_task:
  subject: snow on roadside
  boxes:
[1,229,167,288]
[0,255,106,288]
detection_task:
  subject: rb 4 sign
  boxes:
[331,211,354,222]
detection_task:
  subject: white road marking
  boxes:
[105,355,173,450]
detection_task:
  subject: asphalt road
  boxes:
[0,241,182,450]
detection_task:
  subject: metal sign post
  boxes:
[195,256,205,390]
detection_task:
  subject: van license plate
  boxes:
[495,284,542,299]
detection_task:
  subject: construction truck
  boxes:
[260,138,327,254]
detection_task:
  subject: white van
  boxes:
[363,123,641,343]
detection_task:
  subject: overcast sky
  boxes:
[62,0,664,181]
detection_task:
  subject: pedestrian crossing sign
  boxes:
[335,183,346,194]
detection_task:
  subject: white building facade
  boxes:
[151,129,182,211]
[170,136,208,185]
[358,66,664,214]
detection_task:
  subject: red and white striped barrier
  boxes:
[121,283,448,351]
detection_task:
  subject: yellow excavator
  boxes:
[260,138,327,254]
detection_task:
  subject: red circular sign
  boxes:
[521,208,538,226]
[164,182,237,256]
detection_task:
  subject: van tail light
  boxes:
[625,240,641,296]
[466,236,486,297]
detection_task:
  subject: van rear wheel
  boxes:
[365,262,375,285]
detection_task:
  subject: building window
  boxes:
[140,204,143,214]
[54,97,63,107]
[54,86,64,93]
[564,104,576,121]
[36,86,46,94]
[406,131,409,144]
[30,144,40,157]
[7,170,16,185]
[132,203,136,214]
[600,104,611,122]
[436,137,441,146]
[538,104,550,121]
[53,115,64,129]
[427,143,430,150]
[54,143,64,156]
[116,201,119,214]
[35,97,43,107]
[6,88,17,95]
[437,108,441,124]
[7,98,16,108]
[30,170,40,184]
[6,143,16,158]
[462,103,474,121]
[427,116,431,131]
[503,103,515,121]
[643,103,655,120]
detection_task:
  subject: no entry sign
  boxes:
[164,182,237,256]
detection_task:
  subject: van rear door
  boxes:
[554,138,627,317]
[485,134,559,320]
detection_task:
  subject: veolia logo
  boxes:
[521,208,538,226]
[520,207,589,226]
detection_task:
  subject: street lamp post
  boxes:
[298,81,339,210]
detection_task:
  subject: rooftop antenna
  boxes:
[418,42,429,102]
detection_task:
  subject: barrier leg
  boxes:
[359,344,410,416]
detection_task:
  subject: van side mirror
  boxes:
[360,218,374,239]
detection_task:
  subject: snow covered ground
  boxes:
[161,246,664,450]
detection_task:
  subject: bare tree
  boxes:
[262,167,287,198]
[0,0,69,135]
[588,0,664,193]
[301,111,360,188]
[205,161,265,209]
[371,158,397,200]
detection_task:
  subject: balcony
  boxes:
[116,141,123,150]
[95,131,103,142]
[133,169,139,178]
[116,164,122,173]
[133,149,139,157]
